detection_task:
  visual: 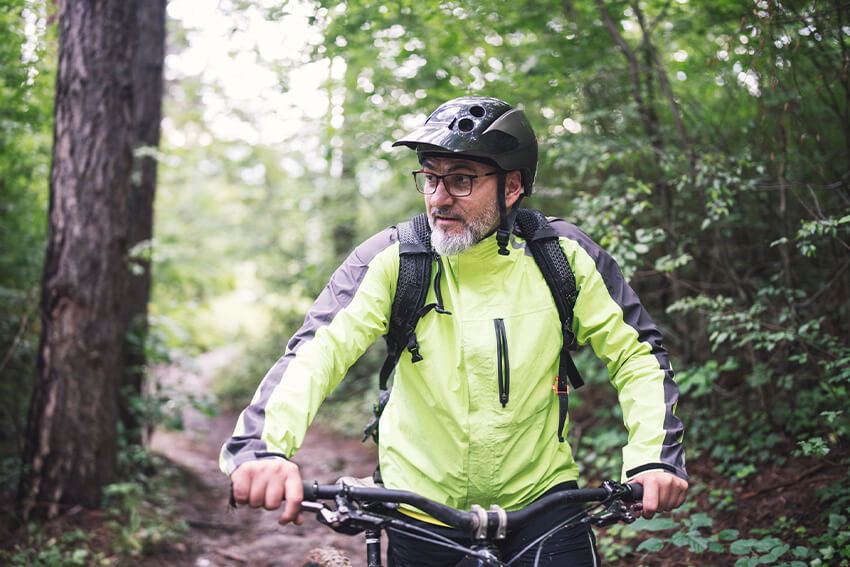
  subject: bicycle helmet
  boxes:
[393,96,538,196]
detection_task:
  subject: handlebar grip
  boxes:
[302,480,321,501]
[626,483,643,501]
[302,480,348,501]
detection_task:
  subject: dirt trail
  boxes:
[147,349,379,567]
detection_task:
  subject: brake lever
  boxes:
[589,500,639,527]
[303,496,392,535]
[299,501,325,512]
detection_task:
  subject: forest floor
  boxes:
[2,350,847,566]
[140,349,382,567]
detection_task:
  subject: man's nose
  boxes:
[428,178,454,206]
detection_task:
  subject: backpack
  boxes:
[363,208,584,444]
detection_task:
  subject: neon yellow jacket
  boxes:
[220,217,686,511]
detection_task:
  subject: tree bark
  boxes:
[120,0,166,445]
[20,0,139,520]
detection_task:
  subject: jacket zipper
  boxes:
[494,318,509,407]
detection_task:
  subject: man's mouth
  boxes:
[431,209,464,226]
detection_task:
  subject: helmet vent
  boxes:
[458,118,475,132]
[469,105,485,118]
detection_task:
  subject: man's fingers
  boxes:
[280,510,304,526]
[657,475,687,512]
[230,466,253,505]
[640,478,660,519]
[671,480,688,509]
[230,459,301,520]
[248,471,270,508]
[280,466,304,524]
[632,471,689,519]
[265,476,285,511]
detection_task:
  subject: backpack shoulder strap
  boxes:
[515,208,584,442]
[378,213,433,391]
[365,214,437,444]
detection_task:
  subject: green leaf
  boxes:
[753,537,782,553]
[688,512,714,529]
[635,517,678,531]
[759,544,790,563]
[792,546,812,559]
[671,532,710,553]
[709,541,725,553]
[731,539,758,555]
[829,514,847,531]
[637,538,665,552]
[752,538,782,554]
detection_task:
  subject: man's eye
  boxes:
[424,174,439,184]
[447,175,468,185]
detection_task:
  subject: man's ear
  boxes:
[504,170,523,208]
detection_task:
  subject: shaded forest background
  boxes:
[1,0,848,565]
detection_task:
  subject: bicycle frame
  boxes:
[300,479,643,567]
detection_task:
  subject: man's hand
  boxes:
[230,459,303,525]
[631,471,688,519]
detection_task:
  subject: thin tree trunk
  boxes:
[598,0,693,355]
[20,0,138,520]
[120,0,166,445]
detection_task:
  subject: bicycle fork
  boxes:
[366,528,383,567]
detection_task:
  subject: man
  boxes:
[221,96,688,565]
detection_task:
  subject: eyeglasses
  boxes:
[412,170,501,197]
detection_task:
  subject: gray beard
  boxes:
[429,202,500,256]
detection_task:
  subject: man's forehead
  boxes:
[421,156,487,171]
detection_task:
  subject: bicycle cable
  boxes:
[504,506,597,567]
[386,518,499,563]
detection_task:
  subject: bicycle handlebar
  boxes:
[303,481,478,529]
[301,479,643,535]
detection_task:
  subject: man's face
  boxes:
[422,156,519,255]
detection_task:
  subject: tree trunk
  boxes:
[20,0,139,520]
[120,0,166,446]
[598,0,693,355]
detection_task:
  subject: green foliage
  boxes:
[0,446,189,566]
[620,508,847,567]
[150,2,850,563]
[0,0,55,470]
[126,379,218,435]
[0,527,107,567]
[669,280,850,463]
[101,463,189,558]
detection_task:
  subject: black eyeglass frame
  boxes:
[411,170,501,197]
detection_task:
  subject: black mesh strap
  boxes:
[380,214,433,391]
[515,209,583,442]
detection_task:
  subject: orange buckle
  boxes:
[552,378,569,395]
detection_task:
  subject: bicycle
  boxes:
[298,476,644,567]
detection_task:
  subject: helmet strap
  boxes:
[495,173,521,256]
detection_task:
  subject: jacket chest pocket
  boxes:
[464,313,561,424]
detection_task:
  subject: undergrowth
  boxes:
[565,348,850,566]
[0,446,192,566]
[0,385,199,567]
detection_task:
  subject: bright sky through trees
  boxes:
[164,0,333,153]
